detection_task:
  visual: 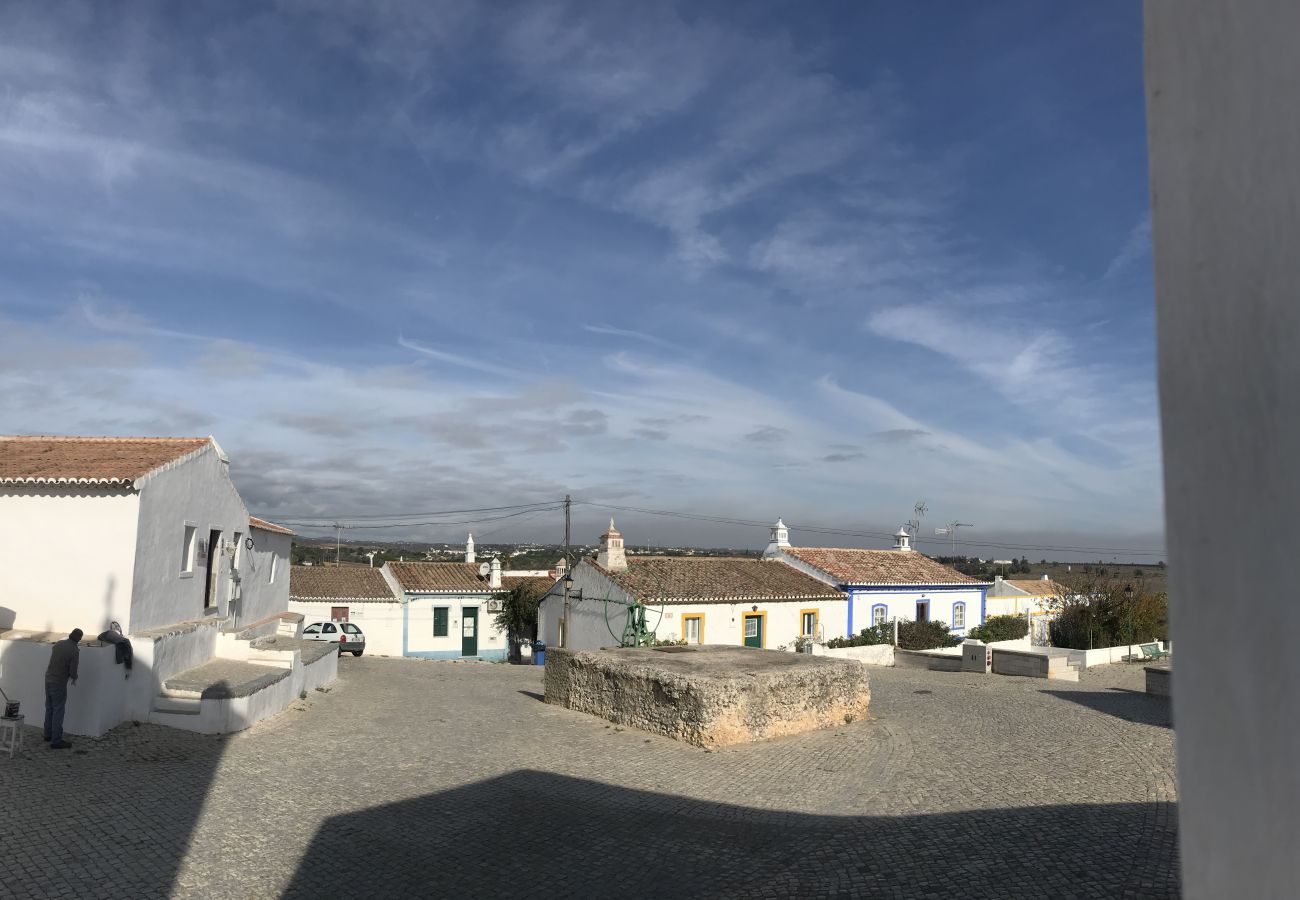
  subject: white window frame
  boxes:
[872,604,887,627]
[181,523,197,576]
[953,602,967,630]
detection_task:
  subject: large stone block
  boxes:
[543,645,871,749]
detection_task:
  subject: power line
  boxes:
[272,505,566,530]
[264,499,566,523]
[572,499,1167,558]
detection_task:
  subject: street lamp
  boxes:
[1125,583,1135,661]
[561,572,574,649]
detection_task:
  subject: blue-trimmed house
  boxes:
[384,557,513,661]
[764,520,990,639]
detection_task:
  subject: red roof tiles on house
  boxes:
[782,547,984,586]
[289,566,397,601]
[0,436,213,485]
[249,516,295,536]
[386,562,500,593]
[595,557,844,604]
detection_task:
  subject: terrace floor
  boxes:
[0,656,1177,898]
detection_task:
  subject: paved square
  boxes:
[0,656,1177,898]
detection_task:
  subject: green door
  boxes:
[743,613,764,648]
[461,607,479,657]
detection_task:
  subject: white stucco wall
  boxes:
[288,600,405,657]
[405,594,508,660]
[538,563,635,650]
[655,599,849,649]
[131,449,250,633]
[237,527,291,630]
[847,586,986,637]
[0,485,140,634]
[537,563,848,651]
[0,638,127,737]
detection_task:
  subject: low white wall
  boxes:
[0,639,126,738]
[127,621,219,721]
[818,644,895,666]
[894,648,963,672]
[296,648,339,695]
[1077,641,1172,668]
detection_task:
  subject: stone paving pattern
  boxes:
[0,657,1178,898]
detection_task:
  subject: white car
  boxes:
[302,621,366,656]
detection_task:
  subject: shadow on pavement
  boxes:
[516,689,545,702]
[282,770,1180,898]
[1042,688,1173,728]
[1,691,229,899]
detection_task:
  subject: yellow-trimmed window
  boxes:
[682,613,704,644]
[800,609,819,637]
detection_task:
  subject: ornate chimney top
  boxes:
[763,517,791,559]
[894,527,914,552]
[465,533,476,564]
[597,519,627,572]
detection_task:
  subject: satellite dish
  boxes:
[478,562,490,577]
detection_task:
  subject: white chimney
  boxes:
[489,555,502,589]
[894,527,913,551]
[554,557,568,578]
[596,519,627,572]
[763,518,791,559]
[465,533,476,564]
[1042,573,1049,580]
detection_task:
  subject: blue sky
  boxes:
[0,1,1163,558]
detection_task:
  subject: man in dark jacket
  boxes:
[44,628,82,749]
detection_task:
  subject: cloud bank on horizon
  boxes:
[0,1,1163,557]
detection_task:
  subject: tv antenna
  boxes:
[906,500,928,539]
[933,521,973,557]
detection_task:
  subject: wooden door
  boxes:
[331,606,349,622]
[461,607,479,657]
[743,613,764,648]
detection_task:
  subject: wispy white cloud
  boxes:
[1103,212,1151,280]
[397,336,523,380]
[582,324,676,348]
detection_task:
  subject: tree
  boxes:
[493,579,548,645]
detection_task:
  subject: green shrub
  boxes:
[1049,590,1168,650]
[896,618,960,650]
[825,619,959,650]
[968,615,1029,643]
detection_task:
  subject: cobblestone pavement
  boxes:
[0,657,1178,899]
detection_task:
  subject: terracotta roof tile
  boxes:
[249,516,295,536]
[1006,579,1066,597]
[0,436,212,485]
[782,547,984,586]
[596,557,844,604]
[386,562,499,593]
[289,566,397,601]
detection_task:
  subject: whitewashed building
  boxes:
[288,565,404,657]
[984,575,1063,617]
[0,436,333,737]
[384,552,512,661]
[539,521,847,651]
[766,521,990,638]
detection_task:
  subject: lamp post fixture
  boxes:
[561,572,574,649]
[1125,583,1136,661]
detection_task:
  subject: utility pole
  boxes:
[334,523,343,566]
[561,495,571,649]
